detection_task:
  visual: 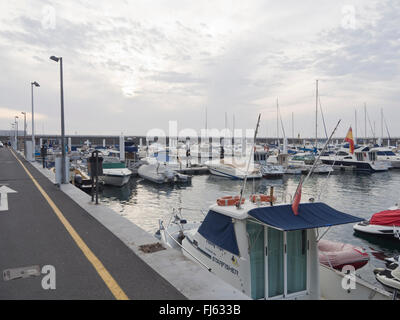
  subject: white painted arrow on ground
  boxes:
[0,186,17,211]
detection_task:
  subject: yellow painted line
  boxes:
[9,149,129,300]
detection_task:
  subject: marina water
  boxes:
[99,170,400,287]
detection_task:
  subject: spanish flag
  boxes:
[345,127,355,154]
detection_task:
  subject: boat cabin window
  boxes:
[246,222,308,300]
[355,153,364,161]
[368,152,377,162]
[378,151,395,156]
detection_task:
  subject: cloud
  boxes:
[0,0,399,138]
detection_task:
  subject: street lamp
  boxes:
[10,123,14,146]
[50,55,66,184]
[21,112,26,154]
[14,116,19,150]
[31,81,40,161]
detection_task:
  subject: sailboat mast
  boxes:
[292,112,294,141]
[354,108,357,145]
[277,98,279,147]
[364,103,367,144]
[381,108,384,146]
[315,79,318,149]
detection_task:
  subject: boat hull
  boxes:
[321,159,388,172]
[100,174,131,187]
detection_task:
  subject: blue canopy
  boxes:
[248,202,363,231]
[198,210,240,256]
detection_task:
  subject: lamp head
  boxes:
[50,55,60,62]
[32,81,40,87]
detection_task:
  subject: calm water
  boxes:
[98,170,400,286]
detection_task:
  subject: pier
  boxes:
[0,147,247,300]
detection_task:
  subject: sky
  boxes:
[0,0,399,139]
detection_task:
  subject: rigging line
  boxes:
[278,104,286,138]
[383,114,391,141]
[318,97,329,140]
[366,109,375,139]
[162,222,212,272]
[317,127,340,201]
[302,119,341,188]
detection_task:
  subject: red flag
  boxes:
[344,127,355,154]
[292,179,302,216]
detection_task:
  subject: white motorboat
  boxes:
[353,207,400,240]
[260,164,284,178]
[155,192,391,300]
[266,153,302,174]
[138,162,191,184]
[373,262,400,296]
[288,153,334,174]
[384,255,400,265]
[369,146,400,169]
[99,156,132,187]
[205,157,262,180]
[320,146,389,172]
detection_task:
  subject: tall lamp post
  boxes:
[31,81,40,161]
[21,112,26,154]
[50,55,66,184]
[14,116,19,150]
[10,123,14,146]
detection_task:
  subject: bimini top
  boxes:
[248,202,364,231]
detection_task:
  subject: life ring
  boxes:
[217,196,245,206]
[249,194,276,203]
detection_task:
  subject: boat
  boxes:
[70,166,92,190]
[384,254,400,265]
[155,193,397,299]
[260,164,284,178]
[100,156,132,187]
[266,153,302,175]
[373,262,400,297]
[353,208,400,239]
[205,157,262,180]
[138,162,191,184]
[369,146,400,169]
[320,146,389,172]
[318,239,369,270]
[288,153,334,174]
[254,150,284,178]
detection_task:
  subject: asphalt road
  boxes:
[0,147,186,300]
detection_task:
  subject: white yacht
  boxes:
[138,162,191,184]
[320,146,389,172]
[157,196,393,300]
[205,157,262,180]
[369,146,400,169]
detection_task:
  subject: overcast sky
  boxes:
[0,0,398,139]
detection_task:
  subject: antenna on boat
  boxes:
[237,114,261,209]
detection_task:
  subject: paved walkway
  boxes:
[0,147,186,300]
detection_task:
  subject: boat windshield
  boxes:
[377,151,396,156]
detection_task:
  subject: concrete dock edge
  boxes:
[28,157,249,300]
